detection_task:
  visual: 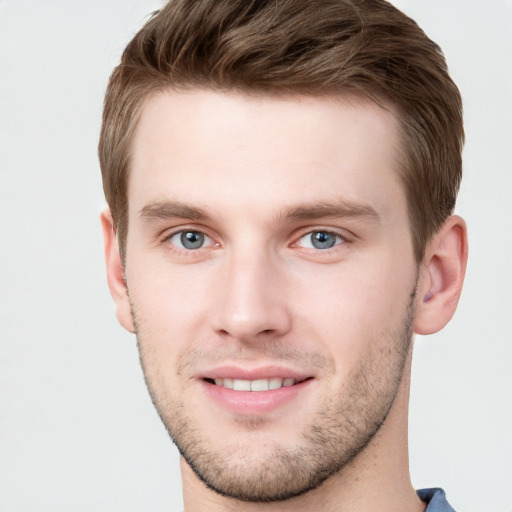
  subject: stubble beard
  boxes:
[133,287,416,503]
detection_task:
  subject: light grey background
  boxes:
[0,1,510,511]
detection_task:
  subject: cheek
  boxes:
[126,259,211,356]
[292,257,416,367]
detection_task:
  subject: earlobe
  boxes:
[414,215,468,335]
[100,209,135,333]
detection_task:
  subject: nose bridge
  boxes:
[212,242,291,341]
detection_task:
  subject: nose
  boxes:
[211,247,292,343]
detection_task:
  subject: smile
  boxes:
[207,377,304,391]
[201,373,314,415]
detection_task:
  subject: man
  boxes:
[99,0,467,510]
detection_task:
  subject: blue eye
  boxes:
[169,230,211,250]
[299,231,344,250]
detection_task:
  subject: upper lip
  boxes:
[198,365,312,381]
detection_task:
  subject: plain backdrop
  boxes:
[0,1,511,511]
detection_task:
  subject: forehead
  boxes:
[129,89,405,223]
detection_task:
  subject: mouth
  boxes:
[204,376,311,392]
[199,366,315,415]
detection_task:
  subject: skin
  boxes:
[102,90,468,512]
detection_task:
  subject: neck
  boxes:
[181,357,425,512]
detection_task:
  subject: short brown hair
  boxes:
[99,0,463,262]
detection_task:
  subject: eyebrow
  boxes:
[139,200,211,222]
[139,199,380,224]
[281,201,380,223]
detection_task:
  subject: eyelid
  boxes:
[171,231,213,249]
[161,225,220,252]
[291,225,353,245]
[158,224,353,254]
[295,230,344,249]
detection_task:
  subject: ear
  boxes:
[100,208,135,333]
[414,215,468,335]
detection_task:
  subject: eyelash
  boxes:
[162,228,218,255]
[293,230,346,251]
[160,227,351,256]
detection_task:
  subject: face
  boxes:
[123,90,419,501]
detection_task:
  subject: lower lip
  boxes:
[201,379,313,416]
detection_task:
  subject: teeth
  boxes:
[233,379,251,391]
[269,378,283,390]
[250,379,270,391]
[211,377,298,391]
